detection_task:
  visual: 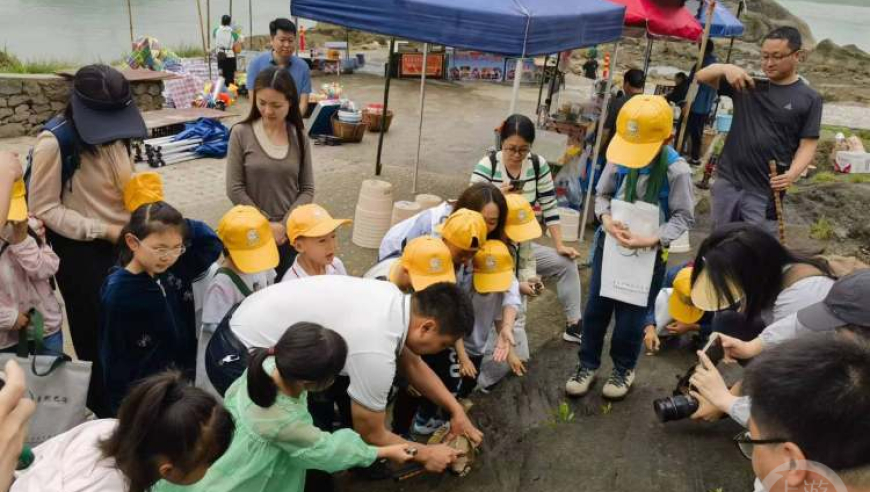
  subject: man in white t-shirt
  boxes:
[217,275,481,472]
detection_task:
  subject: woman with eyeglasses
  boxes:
[471,114,585,343]
[99,201,222,415]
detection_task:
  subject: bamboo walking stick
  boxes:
[769,160,786,244]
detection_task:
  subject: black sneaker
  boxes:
[562,320,583,344]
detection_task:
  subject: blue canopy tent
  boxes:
[292,0,625,186]
[687,0,745,38]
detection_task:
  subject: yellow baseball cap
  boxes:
[472,239,515,293]
[504,193,542,243]
[606,95,673,170]
[690,268,744,313]
[668,267,705,324]
[286,204,351,243]
[401,236,456,291]
[124,172,164,212]
[7,179,27,222]
[217,205,279,274]
[437,208,488,251]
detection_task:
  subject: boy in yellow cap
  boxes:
[566,95,695,401]
[437,208,489,267]
[0,178,64,354]
[282,204,351,281]
[199,205,280,393]
[361,235,457,437]
[456,240,525,400]
[643,265,709,353]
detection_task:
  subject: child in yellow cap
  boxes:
[566,95,695,401]
[363,236,455,293]
[198,205,280,393]
[0,179,64,355]
[361,235,457,437]
[282,204,351,281]
[475,194,541,391]
[456,240,525,400]
[643,264,709,354]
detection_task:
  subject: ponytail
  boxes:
[246,322,349,408]
[99,371,234,492]
[247,347,278,407]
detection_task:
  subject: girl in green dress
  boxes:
[156,322,413,492]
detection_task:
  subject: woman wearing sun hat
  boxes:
[28,64,147,417]
[565,95,695,401]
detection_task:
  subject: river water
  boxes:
[0,0,309,63]
[0,0,867,63]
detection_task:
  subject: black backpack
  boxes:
[24,115,81,193]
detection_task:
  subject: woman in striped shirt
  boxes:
[471,114,584,343]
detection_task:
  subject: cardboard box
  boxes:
[834,151,870,174]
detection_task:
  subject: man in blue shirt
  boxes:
[684,41,717,166]
[246,18,312,115]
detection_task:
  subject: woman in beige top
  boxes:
[27,65,147,418]
[226,66,314,280]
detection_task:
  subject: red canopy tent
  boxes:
[607,0,703,41]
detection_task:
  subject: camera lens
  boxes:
[653,394,700,423]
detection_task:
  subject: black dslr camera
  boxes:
[653,333,725,423]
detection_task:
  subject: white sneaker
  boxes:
[602,368,635,400]
[565,367,597,397]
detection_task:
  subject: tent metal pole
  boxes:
[676,0,716,153]
[642,37,653,75]
[579,41,620,243]
[196,0,211,78]
[725,0,745,63]
[248,0,253,41]
[127,0,134,45]
[536,54,550,113]
[412,42,430,194]
[375,37,396,176]
[207,0,213,79]
[509,56,524,115]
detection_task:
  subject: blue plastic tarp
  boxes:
[689,0,744,38]
[291,0,626,56]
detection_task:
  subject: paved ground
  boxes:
[2,73,758,491]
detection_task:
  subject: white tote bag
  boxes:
[0,352,92,447]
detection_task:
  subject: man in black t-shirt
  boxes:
[696,27,822,238]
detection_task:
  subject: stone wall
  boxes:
[0,74,164,138]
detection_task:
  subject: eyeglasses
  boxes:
[761,51,798,63]
[134,238,186,260]
[734,431,787,460]
[503,145,531,156]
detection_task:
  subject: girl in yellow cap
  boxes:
[0,181,64,355]
[566,95,696,402]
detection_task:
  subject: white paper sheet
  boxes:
[601,199,660,307]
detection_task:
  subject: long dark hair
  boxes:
[499,114,536,145]
[247,322,348,408]
[118,201,188,266]
[692,223,833,321]
[99,371,235,492]
[453,182,508,241]
[241,66,306,174]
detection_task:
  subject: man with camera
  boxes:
[696,26,822,238]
